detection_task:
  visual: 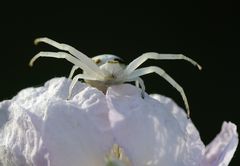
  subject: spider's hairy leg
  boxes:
[124,52,202,75]
[135,77,145,98]
[29,51,103,80]
[127,66,191,118]
[68,74,98,99]
[68,65,79,79]
[34,37,105,77]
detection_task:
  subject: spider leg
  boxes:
[135,80,139,88]
[135,77,145,98]
[29,51,103,80]
[68,74,98,99]
[127,66,191,118]
[68,65,79,79]
[124,52,202,76]
[34,37,105,77]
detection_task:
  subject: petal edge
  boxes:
[201,122,238,166]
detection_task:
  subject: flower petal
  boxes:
[106,84,205,166]
[0,78,113,166]
[0,78,238,166]
[200,122,238,166]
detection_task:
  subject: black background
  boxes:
[0,1,239,165]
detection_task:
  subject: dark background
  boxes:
[0,2,239,165]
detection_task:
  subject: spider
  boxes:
[29,37,202,118]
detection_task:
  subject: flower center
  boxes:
[105,144,131,166]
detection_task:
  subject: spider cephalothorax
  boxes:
[30,37,201,118]
[79,54,126,92]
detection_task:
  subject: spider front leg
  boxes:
[34,37,104,77]
[127,66,191,118]
[29,51,103,80]
[124,52,202,75]
[29,51,105,99]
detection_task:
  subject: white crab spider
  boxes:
[29,37,202,118]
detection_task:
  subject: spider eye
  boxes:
[113,58,125,64]
[94,59,101,64]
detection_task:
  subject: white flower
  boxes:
[0,77,238,166]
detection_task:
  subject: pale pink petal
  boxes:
[200,122,238,166]
[107,84,205,166]
[0,78,113,166]
[0,77,238,166]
